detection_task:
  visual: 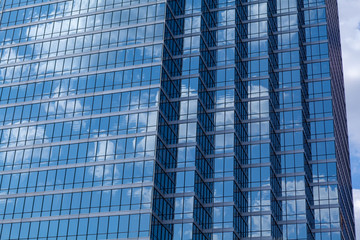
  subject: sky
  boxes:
[338,0,360,237]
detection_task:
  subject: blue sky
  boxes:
[338,0,360,236]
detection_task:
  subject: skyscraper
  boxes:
[0,0,355,239]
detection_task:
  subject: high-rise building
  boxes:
[0,0,355,239]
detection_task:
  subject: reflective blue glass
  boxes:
[0,0,355,239]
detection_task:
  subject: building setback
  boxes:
[0,0,355,239]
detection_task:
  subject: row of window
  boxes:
[0,187,152,220]
[217,0,236,8]
[183,15,201,34]
[213,180,234,202]
[281,176,306,196]
[187,54,322,84]
[217,9,236,26]
[282,223,307,240]
[216,48,236,67]
[183,35,202,54]
[0,23,164,65]
[280,153,306,174]
[0,66,161,105]
[305,25,328,42]
[176,146,196,168]
[214,133,236,153]
[307,61,330,79]
[2,0,159,25]
[248,143,272,164]
[278,32,299,50]
[213,156,238,178]
[282,199,307,221]
[0,137,155,171]
[304,8,326,25]
[247,214,272,237]
[172,223,207,240]
[277,0,298,13]
[247,79,270,98]
[247,166,271,187]
[314,207,340,229]
[247,121,270,141]
[247,3,267,20]
[175,170,196,193]
[0,88,159,126]
[308,99,333,119]
[215,110,236,130]
[279,110,303,130]
[311,140,336,160]
[303,0,326,8]
[310,120,334,139]
[177,122,197,144]
[1,4,327,48]
[247,39,267,57]
[0,213,150,239]
[247,100,270,119]
[217,28,236,46]
[0,44,162,83]
[278,50,300,69]
[0,111,157,148]
[314,231,341,240]
[313,184,338,205]
[3,0,54,10]
[246,8,325,31]
[215,89,236,108]
[279,69,301,88]
[279,131,304,151]
[187,50,325,83]
[248,190,271,212]
[308,79,331,98]
[181,56,200,76]
[277,14,298,32]
[247,21,267,39]
[213,206,237,229]
[279,89,302,109]
[306,42,329,61]
[179,100,198,121]
[216,68,238,88]
[312,162,337,182]
[0,160,154,194]
[1,3,165,46]
[247,58,268,77]
[216,26,315,58]
[174,197,199,229]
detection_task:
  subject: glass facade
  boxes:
[0,0,355,239]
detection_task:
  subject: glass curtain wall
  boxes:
[0,0,355,239]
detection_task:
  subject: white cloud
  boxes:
[353,189,360,238]
[339,0,360,157]
[339,0,360,234]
